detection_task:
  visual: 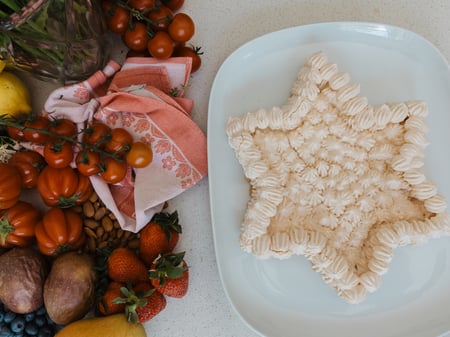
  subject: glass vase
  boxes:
[0,0,110,83]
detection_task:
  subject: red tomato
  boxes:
[147,5,173,31]
[75,150,101,176]
[126,142,153,168]
[160,0,184,11]
[175,45,202,72]
[168,13,194,42]
[105,128,133,156]
[105,5,131,35]
[147,31,174,59]
[48,118,77,139]
[0,163,21,209]
[123,22,150,51]
[23,116,50,144]
[83,122,111,148]
[100,157,128,184]
[128,0,155,11]
[9,150,46,189]
[6,125,26,141]
[37,166,93,208]
[0,201,41,247]
[43,141,74,168]
[35,207,85,256]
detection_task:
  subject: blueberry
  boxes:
[23,313,34,323]
[34,307,46,317]
[3,311,16,324]
[24,322,38,336]
[37,326,53,337]
[0,311,4,323]
[10,316,26,333]
[0,323,12,337]
[33,316,45,328]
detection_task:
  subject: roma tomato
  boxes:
[148,5,173,32]
[123,22,150,51]
[0,163,22,209]
[105,127,133,156]
[168,13,194,42]
[0,201,41,247]
[75,150,101,176]
[100,157,128,184]
[160,0,184,11]
[35,207,85,256]
[43,141,74,168]
[9,150,46,189]
[126,142,153,168]
[147,31,174,59]
[128,0,155,11]
[175,45,202,72]
[48,118,77,139]
[83,122,111,148]
[23,116,50,144]
[106,5,131,35]
[37,166,93,208]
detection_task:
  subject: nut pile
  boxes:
[71,192,139,254]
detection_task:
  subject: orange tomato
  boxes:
[0,163,22,209]
[35,207,85,256]
[0,201,41,247]
[37,166,93,208]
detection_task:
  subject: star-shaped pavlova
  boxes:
[226,51,450,303]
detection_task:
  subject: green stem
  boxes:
[0,117,123,161]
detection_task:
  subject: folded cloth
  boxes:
[41,57,208,233]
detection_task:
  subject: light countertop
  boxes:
[21,1,450,336]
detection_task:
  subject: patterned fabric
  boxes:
[42,57,207,232]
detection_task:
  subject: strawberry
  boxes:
[149,252,189,298]
[139,211,182,266]
[114,281,167,323]
[107,247,149,284]
[98,281,126,315]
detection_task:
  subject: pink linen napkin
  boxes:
[41,57,208,233]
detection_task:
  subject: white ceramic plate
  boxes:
[207,22,450,337]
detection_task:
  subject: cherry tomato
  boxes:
[48,118,77,139]
[160,0,184,11]
[23,116,50,144]
[6,125,26,141]
[175,45,202,72]
[168,13,194,42]
[100,157,128,184]
[126,142,153,168]
[128,0,155,11]
[75,150,101,176]
[106,5,130,35]
[83,122,111,148]
[105,128,133,156]
[123,22,150,51]
[147,31,174,59]
[147,5,173,32]
[43,141,74,168]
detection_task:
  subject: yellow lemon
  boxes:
[0,60,32,117]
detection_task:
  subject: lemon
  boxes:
[0,60,32,117]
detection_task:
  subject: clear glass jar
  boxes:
[0,0,110,83]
